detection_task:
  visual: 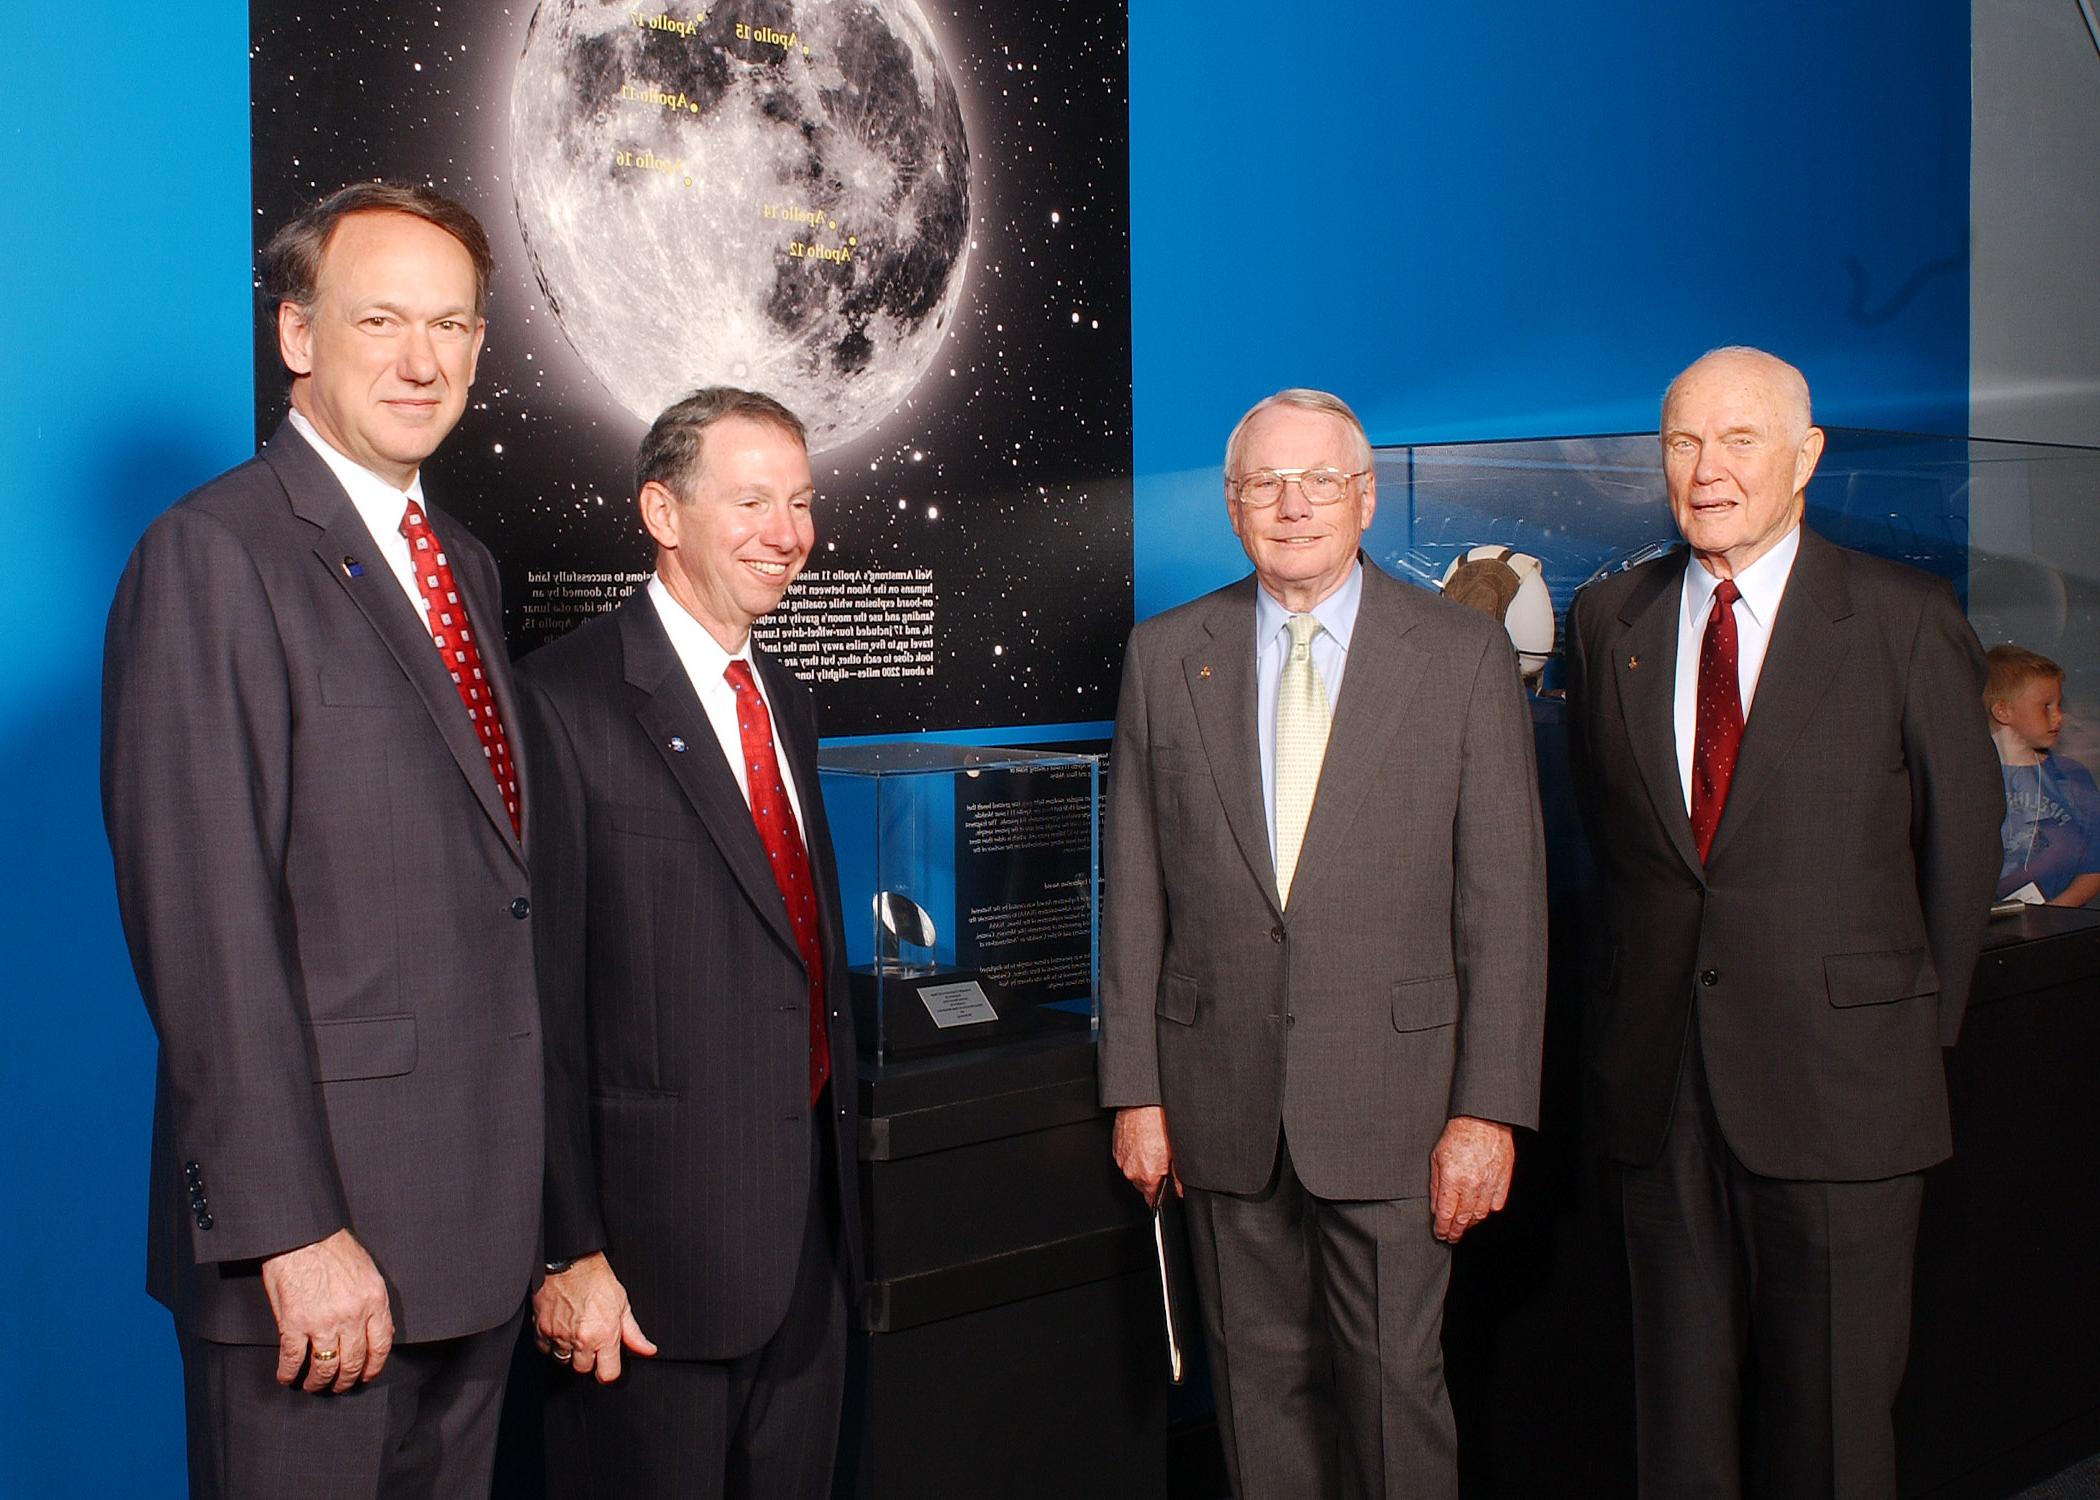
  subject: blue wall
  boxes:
[1131,1,1971,616]
[2,2,1968,1492]
[4,7,256,1494]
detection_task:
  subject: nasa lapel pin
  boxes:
[668,736,688,753]
[341,556,365,579]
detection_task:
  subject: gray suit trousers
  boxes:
[177,1305,525,1500]
[1184,1132,1457,1500]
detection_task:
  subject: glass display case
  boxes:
[1361,427,2100,706]
[818,743,1101,1065]
[1362,427,2100,908]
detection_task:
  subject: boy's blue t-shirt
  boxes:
[1999,752,2100,901]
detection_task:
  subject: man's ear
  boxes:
[277,300,315,378]
[1792,425,1827,497]
[638,480,682,552]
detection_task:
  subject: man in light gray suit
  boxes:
[103,182,542,1498]
[1100,388,1549,1499]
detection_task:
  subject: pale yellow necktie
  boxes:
[1274,613,1330,907]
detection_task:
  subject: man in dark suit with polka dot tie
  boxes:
[517,387,860,1498]
[1565,347,2003,1498]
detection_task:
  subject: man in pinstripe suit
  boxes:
[519,388,860,1498]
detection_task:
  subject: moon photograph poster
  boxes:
[250,0,1133,733]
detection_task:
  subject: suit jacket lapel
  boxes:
[1184,580,1280,913]
[1615,559,1700,876]
[1286,564,1429,910]
[618,600,803,960]
[758,648,844,974]
[1705,529,1852,865]
[265,418,524,867]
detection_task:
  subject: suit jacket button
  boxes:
[196,1212,213,1231]
[1700,968,1720,987]
[1270,926,1285,943]
[510,897,532,920]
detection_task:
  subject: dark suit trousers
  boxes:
[177,1303,525,1500]
[1183,1131,1456,1500]
[1621,1019,1924,1500]
[543,1101,850,1500]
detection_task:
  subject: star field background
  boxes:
[249,1,1132,734]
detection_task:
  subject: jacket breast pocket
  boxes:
[1392,973,1460,1032]
[1156,970,1199,1026]
[1824,947,1938,1009]
[308,1014,417,1082]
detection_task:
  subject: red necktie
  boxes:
[399,501,520,838]
[1690,578,1744,863]
[725,660,831,1103]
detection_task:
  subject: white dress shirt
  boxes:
[1255,562,1362,866]
[288,408,438,638]
[1673,525,1801,812]
[647,575,807,828]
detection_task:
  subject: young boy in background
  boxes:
[1988,644,2100,907]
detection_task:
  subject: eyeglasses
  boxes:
[1229,466,1371,508]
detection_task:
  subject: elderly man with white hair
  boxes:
[1565,347,2003,1498]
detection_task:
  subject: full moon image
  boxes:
[510,0,972,452]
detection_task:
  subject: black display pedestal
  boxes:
[1894,904,2100,1497]
[841,1029,1167,1500]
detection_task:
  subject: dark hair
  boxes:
[1986,643,2064,705]
[636,387,810,497]
[259,180,495,317]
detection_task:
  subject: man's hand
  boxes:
[1430,1116,1516,1244]
[534,1252,657,1384]
[260,1228,394,1393]
[1113,1105,1180,1208]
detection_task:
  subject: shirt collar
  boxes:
[647,574,755,689]
[1255,559,1364,652]
[1681,523,1801,630]
[287,407,427,521]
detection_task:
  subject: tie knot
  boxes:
[724,659,759,697]
[1286,613,1320,658]
[1713,579,1741,608]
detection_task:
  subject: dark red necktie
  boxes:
[724,660,831,1103]
[400,501,519,838]
[1690,578,1744,863]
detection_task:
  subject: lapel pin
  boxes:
[668,736,688,753]
[1627,654,1641,670]
[341,556,365,579]
[1199,665,1212,679]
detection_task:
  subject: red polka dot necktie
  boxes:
[725,660,831,1104]
[1690,578,1744,864]
[399,501,520,838]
